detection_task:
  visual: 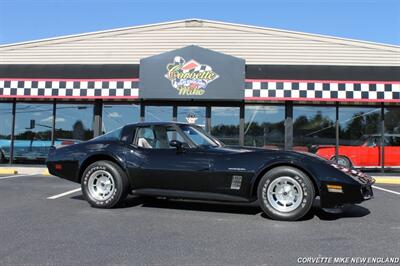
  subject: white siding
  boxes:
[1,20,399,66]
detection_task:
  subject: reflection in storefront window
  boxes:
[55,104,94,141]
[317,107,381,168]
[211,107,240,145]
[102,104,140,133]
[384,107,400,168]
[144,106,173,122]
[177,106,206,128]
[244,105,284,149]
[294,106,336,153]
[14,103,53,164]
[0,103,13,164]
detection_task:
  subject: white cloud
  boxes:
[108,112,122,118]
[41,116,65,123]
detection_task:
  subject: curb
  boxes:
[43,169,52,176]
[0,169,18,175]
[373,177,400,185]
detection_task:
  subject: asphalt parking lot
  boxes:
[0,174,399,265]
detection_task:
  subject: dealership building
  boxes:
[0,19,399,170]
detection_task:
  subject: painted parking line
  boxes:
[0,174,36,180]
[372,185,400,195]
[373,177,400,185]
[47,188,81,199]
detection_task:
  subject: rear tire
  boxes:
[257,166,315,221]
[81,160,129,208]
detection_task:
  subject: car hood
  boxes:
[208,145,317,159]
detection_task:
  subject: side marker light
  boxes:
[327,184,343,193]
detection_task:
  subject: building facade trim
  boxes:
[1,78,399,102]
[0,78,139,99]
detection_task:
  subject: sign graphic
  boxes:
[139,45,245,100]
[165,56,219,96]
[185,113,198,124]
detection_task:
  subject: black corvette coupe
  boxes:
[47,122,374,221]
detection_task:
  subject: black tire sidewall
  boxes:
[81,161,128,208]
[257,166,315,221]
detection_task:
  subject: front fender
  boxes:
[249,157,323,200]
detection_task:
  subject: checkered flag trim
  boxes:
[245,80,400,102]
[194,65,212,72]
[174,56,185,65]
[0,79,139,99]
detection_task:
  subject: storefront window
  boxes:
[330,107,381,168]
[244,105,284,149]
[144,106,173,122]
[384,107,400,168]
[177,106,206,127]
[102,104,140,133]
[0,103,13,164]
[14,103,53,164]
[55,104,94,141]
[211,107,240,145]
[293,106,336,154]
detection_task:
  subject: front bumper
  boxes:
[361,185,374,200]
[319,165,374,208]
[320,182,374,208]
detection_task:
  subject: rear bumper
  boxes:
[46,161,80,183]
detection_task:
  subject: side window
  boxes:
[365,137,376,147]
[373,137,381,147]
[136,126,189,149]
[136,127,156,149]
[166,127,186,144]
[153,126,188,149]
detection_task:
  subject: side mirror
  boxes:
[169,140,184,151]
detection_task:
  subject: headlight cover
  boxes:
[330,162,375,185]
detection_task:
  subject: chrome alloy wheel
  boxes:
[87,170,115,201]
[266,176,303,213]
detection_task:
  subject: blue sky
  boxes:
[0,0,399,46]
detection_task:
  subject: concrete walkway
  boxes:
[0,165,399,184]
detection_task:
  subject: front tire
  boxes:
[81,160,129,208]
[257,166,315,221]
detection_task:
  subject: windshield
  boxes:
[179,124,222,147]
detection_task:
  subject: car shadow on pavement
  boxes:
[71,194,261,214]
[314,205,371,221]
[71,195,370,220]
[134,197,262,215]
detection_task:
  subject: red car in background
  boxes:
[316,134,400,168]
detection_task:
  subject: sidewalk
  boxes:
[0,165,399,184]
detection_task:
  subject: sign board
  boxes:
[139,45,245,100]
